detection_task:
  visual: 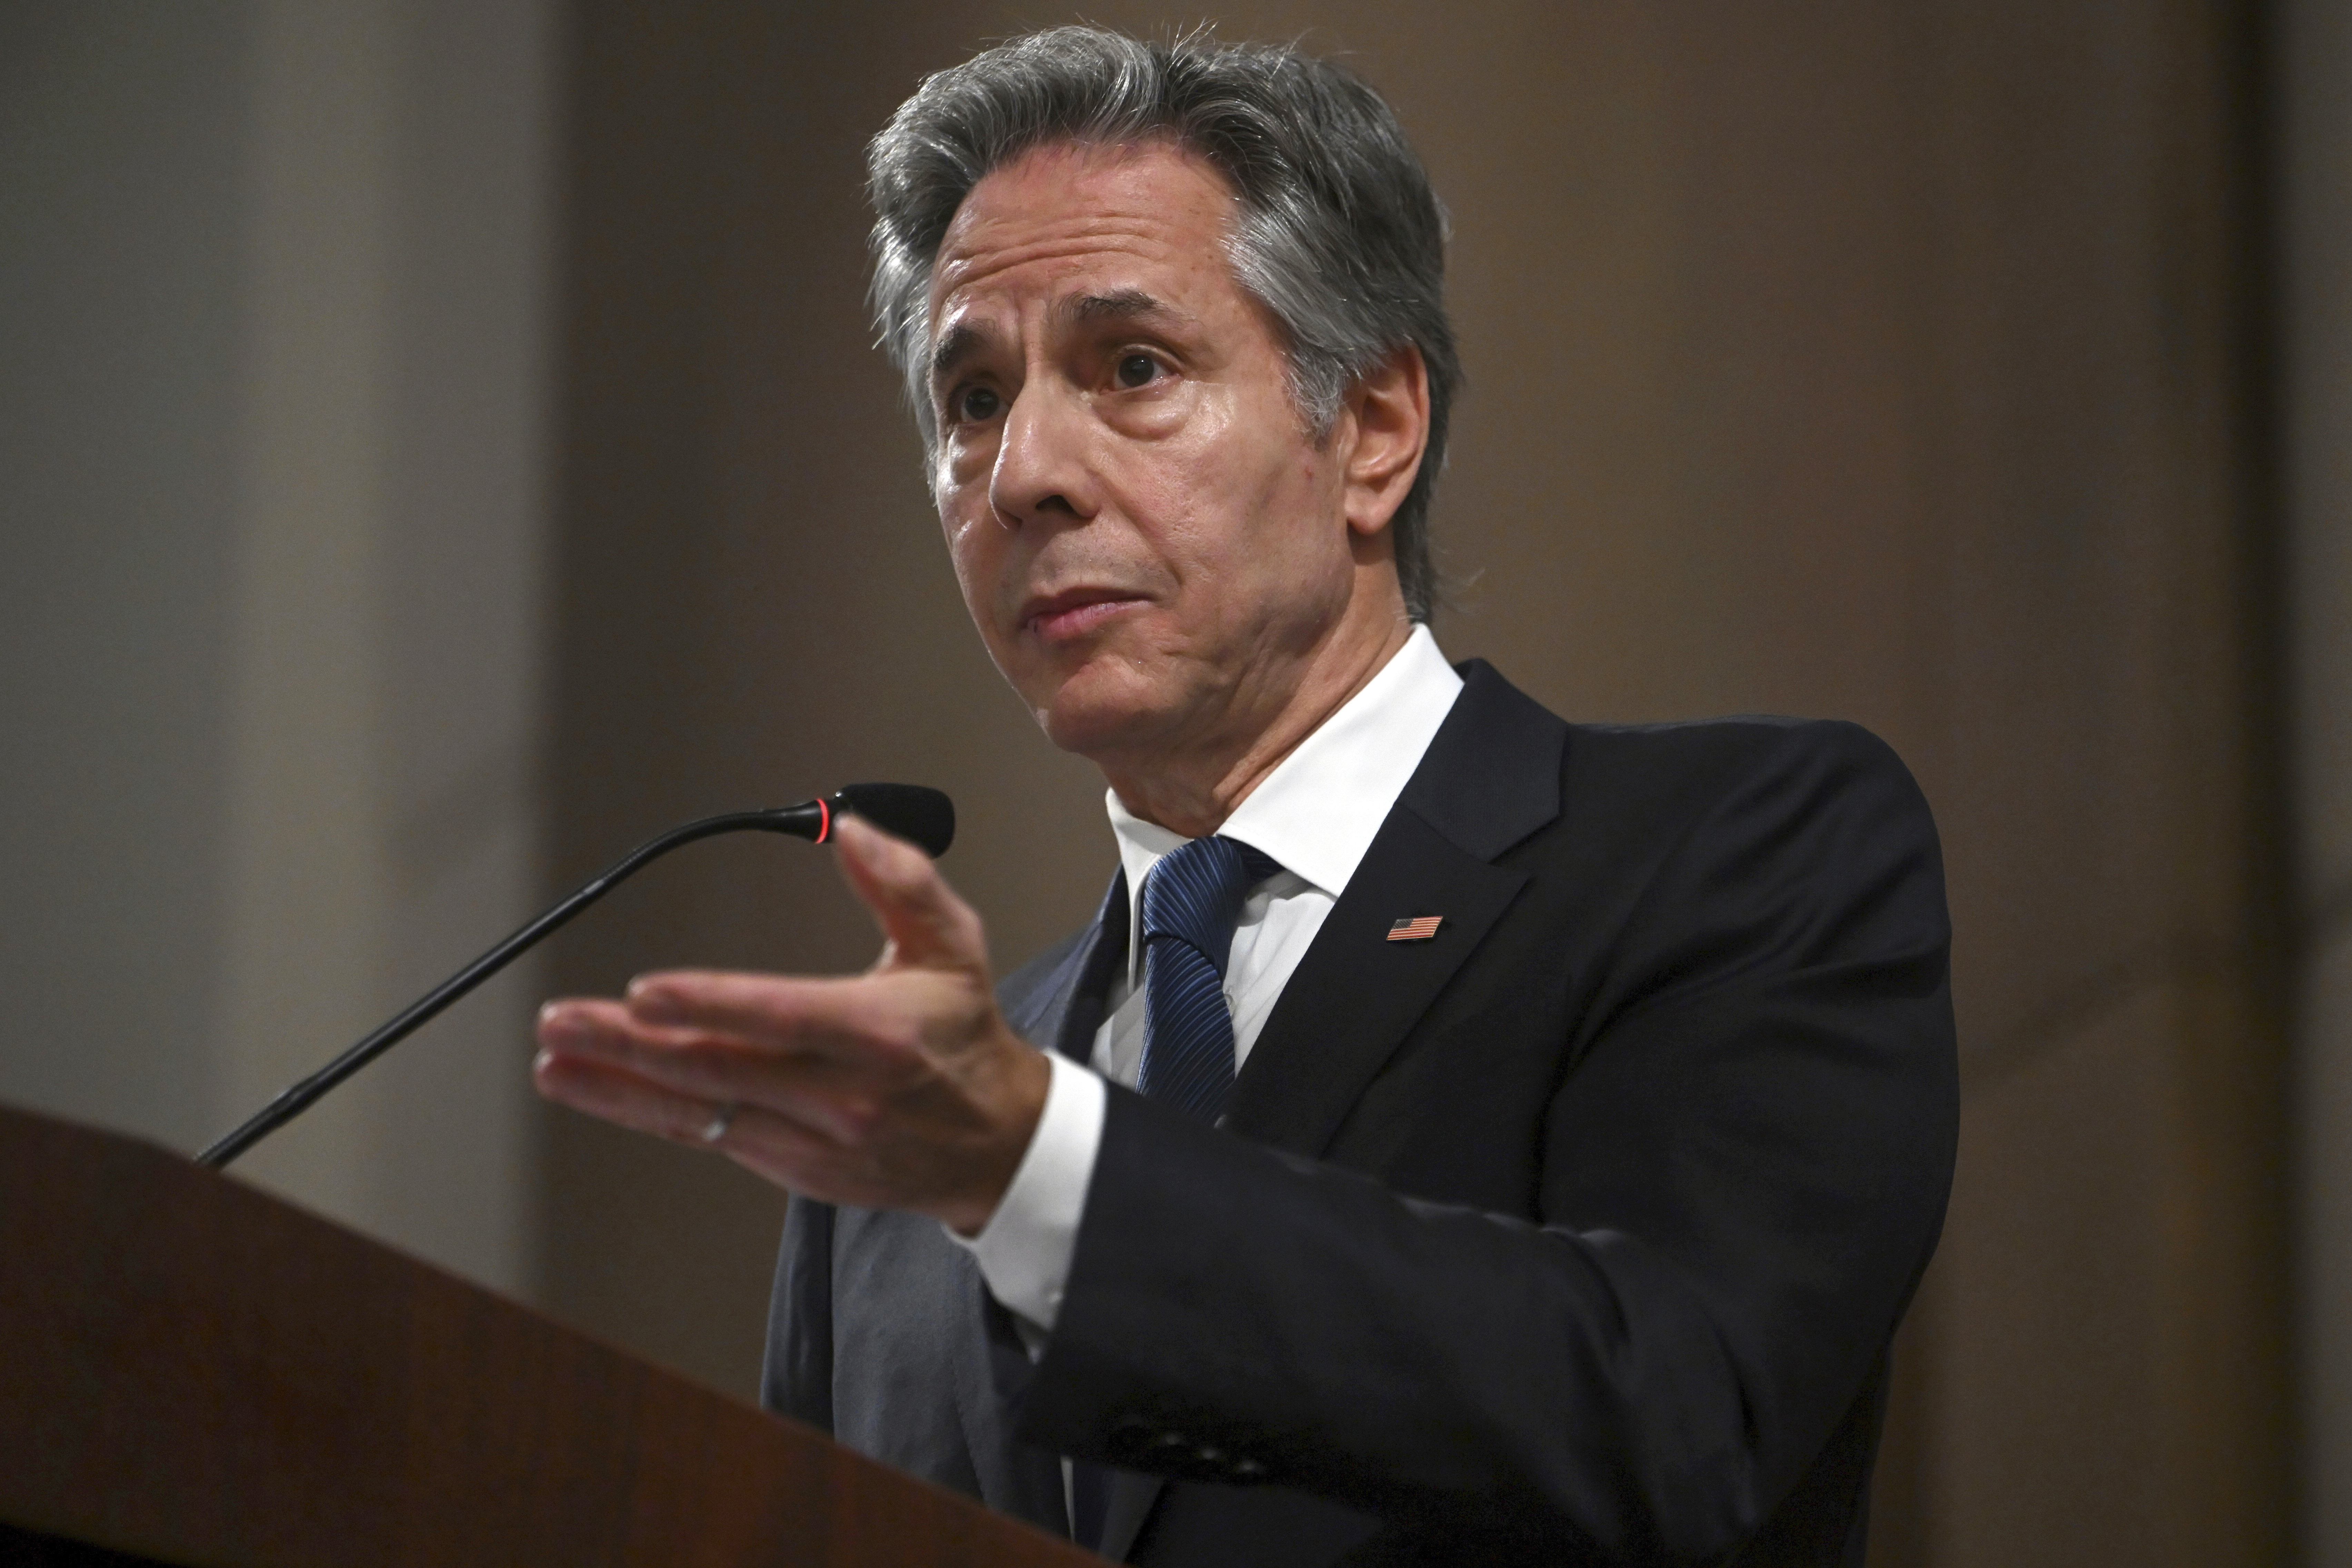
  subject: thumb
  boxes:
[830,812,990,974]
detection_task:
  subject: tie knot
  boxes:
[1139,836,1280,970]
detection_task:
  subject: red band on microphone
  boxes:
[815,797,832,844]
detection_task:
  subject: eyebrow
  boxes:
[1056,288,1185,332]
[929,321,991,387]
[927,289,1194,389]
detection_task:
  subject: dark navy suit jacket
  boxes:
[762,661,1958,1566]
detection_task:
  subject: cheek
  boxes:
[938,501,1006,622]
[1149,406,1336,580]
[940,433,994,497]
[1135,402,1266,526]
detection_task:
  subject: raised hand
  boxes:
[531,813,1050,1234]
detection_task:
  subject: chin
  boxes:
[1026,659,1180,761]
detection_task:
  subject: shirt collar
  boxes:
[1104,623,1464,946]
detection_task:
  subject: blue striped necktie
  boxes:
[1136,835,1281,1123]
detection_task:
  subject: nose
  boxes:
[988,379,1096,529]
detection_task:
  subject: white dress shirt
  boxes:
[952,625,1464,1332]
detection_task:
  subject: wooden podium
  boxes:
[0,1103,1093,1567]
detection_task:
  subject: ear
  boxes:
[1338,344,1431,539]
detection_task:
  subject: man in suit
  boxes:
[532,25,1958,1566]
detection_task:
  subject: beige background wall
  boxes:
[2,4,244,1160]
[0,0,554,1294]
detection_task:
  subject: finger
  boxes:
[542,994,765,1070]
[541,993,923,1144]
[713,1103,870,1194]
[531,1048,748,1149]
[532,1050,853,1190]
[830,813,989,973]
[538,995,679,1048]
[622,966,971,1064]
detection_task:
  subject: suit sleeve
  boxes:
[1012,722,1959,1562]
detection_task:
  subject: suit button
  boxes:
[1152,1430,1188,1451]
[1195,1445,1224,1464]
[1232,1458,1267,1479]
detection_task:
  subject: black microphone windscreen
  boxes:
[832,782,956,858]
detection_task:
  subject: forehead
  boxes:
[926,140,1246,337]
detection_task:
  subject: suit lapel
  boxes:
[1225,812,1525,1157]
[1227,661,1566,1160]
[1054,870,1129,1062]
[1099,1469,1163,1563]
[1000,869,1127,1059]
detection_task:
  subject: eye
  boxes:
[951,384,1002,424]
[1114,353,1162,390]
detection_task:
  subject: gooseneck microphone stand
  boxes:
[196,782,954,1170]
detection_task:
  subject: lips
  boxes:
[1019,586,1149,643]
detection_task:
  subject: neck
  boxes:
[1100,611,1415,840]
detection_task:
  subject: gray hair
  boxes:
[867,26,1461,622]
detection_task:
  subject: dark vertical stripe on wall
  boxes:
[2232,0,2301,1555]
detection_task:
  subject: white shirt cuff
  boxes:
[944,1047,1105,1332]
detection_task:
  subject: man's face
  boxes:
[924,140,1361,767]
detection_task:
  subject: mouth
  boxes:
[1019,586,1150,644]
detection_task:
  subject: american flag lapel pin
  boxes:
[1387,915,1445,943]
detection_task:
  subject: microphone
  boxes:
[195,783,955,1170]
